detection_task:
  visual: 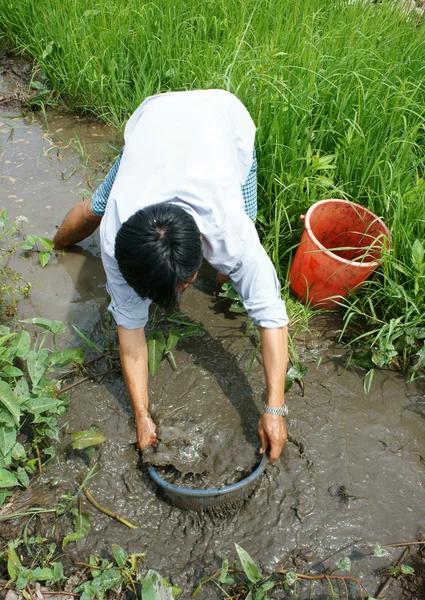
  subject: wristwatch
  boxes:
[263,404,288,417]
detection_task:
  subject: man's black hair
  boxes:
[115,203,203,308]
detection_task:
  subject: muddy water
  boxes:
[1,81,425,599]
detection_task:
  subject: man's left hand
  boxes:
[258,413,287,462]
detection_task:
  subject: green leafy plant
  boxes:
[218,282,246,314]
[20,233,54,267]
[5,540,65,590]
[373,542,390,558]
[388,564,415,577]
[336,556,352,573]
[75,544,180,600]
[0,318,84,505]
[146,313,204,375]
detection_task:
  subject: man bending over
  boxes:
[53,90,289,462]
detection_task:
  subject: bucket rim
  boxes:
[304,199,390,268]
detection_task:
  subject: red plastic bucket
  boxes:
[289,199,390,309]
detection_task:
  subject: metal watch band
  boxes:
[263,404,288,417]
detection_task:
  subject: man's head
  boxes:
[115,204,203,308]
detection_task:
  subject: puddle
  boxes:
[1,65,425,599]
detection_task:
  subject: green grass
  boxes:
[1,0,425,371]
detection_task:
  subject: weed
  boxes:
[146,311,205,375]
[0,318,85,505]
[193,544,369,599]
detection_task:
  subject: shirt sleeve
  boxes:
[228,221,289,329]
[101,248,151,330]
[91,150,124,217]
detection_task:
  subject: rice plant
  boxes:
[1,0,424,369]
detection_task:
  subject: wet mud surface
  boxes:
[1,66,425,599]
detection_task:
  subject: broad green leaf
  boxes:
[14,378,30,403]
[26,397,62,413]
[142,570,174,600]
[0,347,13,364]
[27,349,49,387]
[16,466,29,488]
[72,325,104,353]
[0,490,13,506]
[229,301,246,313]
[165,328,179,354]
[147,332,166,376]
[89,555,101,578]
[218,556,230,583]
[401,565,414,575]
[38,237,54,251]
[412,343,425,373]
[62,531,86,550]
[285,362,308,392]
[373,542,389,557]
[0,468,19,488]
[11,443,26,460]
[112,544,128,568]
[97,568,125,591]
[0,427,16,457]
[285,572,297,586]
[15,572,29,590]
[20,242,34,250]
[48,347,84,368]
[31,567,54,581]
[26,234,38,247]
[255,580,274,599]
[336,557,352,572]
[0,366,24,378]
[62,513,90,548]
[13,329,31,360]
[0,333,16,347]
[68,429,107,450]
[2,451,12,467]
[7,544,23,582]
[39,251,51,267]
[0,409,15,427]
[20,318,67,334]
[52,562,65,583]
[0,380,21,425]
[218,282,241,301]
[235,544,262,583]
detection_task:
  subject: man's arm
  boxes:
[117,325,157,450]
[53,198,101,250]
[257,325,288,462]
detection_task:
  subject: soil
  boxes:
[0,49,34,109]
[1,55,425,600]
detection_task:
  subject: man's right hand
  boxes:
[136,414,157,451]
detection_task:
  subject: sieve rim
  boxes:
[147,452,268,499]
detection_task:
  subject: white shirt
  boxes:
[100,89,288,330]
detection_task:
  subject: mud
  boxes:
[1,65,425,599]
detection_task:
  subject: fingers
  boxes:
[137,416,157,451]
[258,426,269,455]
[258,414,288,462]
[268,435,285,462]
